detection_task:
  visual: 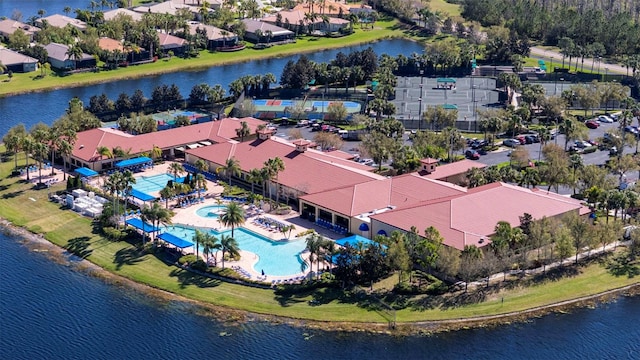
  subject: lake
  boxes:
[0,39,424,136]
[1,230,639,359]
[0,0,101,20]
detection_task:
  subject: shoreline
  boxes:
[3,217,638,335]
[0,28,415,98]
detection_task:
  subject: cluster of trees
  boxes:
[462,0,640,58]
[3,98,100,182]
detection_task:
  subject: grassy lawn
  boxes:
[0,19,407,97]
[0,147,637,324]
[430,0,462,17]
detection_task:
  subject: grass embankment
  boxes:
[0,148,637,325]
[0,19,407,97]
[430,0,462,17]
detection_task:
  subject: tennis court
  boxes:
[151,110,212,128]
[252,99,362,121]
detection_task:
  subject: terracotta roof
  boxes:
[424,159,487,180]
[292,139,311,146]
[371,182,589,250]
[72,118,265,162]
[263,10,319,26]
[98,37,125,52]
[157,32,186,49]
[186,137,384,195]
[292,0,350,15]
[187,22,237,41]
[421,158,438,164]
[299,172,467,217]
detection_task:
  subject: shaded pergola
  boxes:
[436,78,457,89]
[75,167,98,178]
[130,189,157,207]
[158,232,194,250]
[115,156,153,171]
[125,218,160,242]
[336,234,377,247]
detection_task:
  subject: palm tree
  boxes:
[2,124,26,172]
[168,162,185,181]
[58,139,73,180]
[263,157,285,202]
[151,145,162,162]
[195,159,208,174]
[65,44,84,70]
[105,171,123,223]
[141,201,173,245]
[97,145,113,168]
[235,121,251,142]
[216,157,241,185]
[201,232,221,266]
[194,173,207,199]
[159,184,175,209]
[219,202,245,238]
[193,229,205,259]
[247,168,262,194]
[119,170,136,218]
[219,233,239,269]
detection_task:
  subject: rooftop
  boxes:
[0,19,40,37]
[103,8,143,22]
[36,14,87,31]
[0,48,38,66]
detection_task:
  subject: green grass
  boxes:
[0,147,637,324]
[430,0,462,17]
[0,19,406,97]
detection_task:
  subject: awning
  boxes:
[175,147,185,152]
[130,189,157,202]
[376,229,387,236]
[336,234,376,247]
[358,223,369,231]
[158,232,194,248]
[125,218,159,233]
[75,167,98,177]
[115,157,152,169]
[199,141,212,146]
[436,77,457,83]
[186,143,201,149]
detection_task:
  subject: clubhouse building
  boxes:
[68,120,589,251]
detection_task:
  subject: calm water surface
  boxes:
[1,1,100,20]
[1,231,639,359]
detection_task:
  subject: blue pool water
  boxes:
[195,205,226,218]
[164,225,306,276]
[132,173,181,193]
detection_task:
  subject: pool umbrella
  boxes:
[377,229,387,236]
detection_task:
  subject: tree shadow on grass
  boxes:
[168,268,222,290]
[113,247,145,270]
[2,190,24,199]
[65,236,93,259]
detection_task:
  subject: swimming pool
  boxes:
[132,173,185,193]
[163,225,306,277]
[195,205,226,218]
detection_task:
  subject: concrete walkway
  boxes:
[530,47,629,75]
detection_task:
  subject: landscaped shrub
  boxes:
[178,254,197,265]
[190,259,207,272]
[103,226,126,241]
[582,146,597,154]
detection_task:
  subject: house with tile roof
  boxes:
[43,43,95,70]
[241,19,295,43]
[36,14,87,32]
[132,1,198,17]
[103,8,144,22]
[185,131,383,205]
[67,117,265,171]
[0,19,40,42]
[157,32,187,55]
[262,10,322,35]
[0,48,38,73]
[186,22,238,50]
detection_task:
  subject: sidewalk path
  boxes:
[530,47,629,75]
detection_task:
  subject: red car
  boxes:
[515,135,527,144]
[585,120,600,129]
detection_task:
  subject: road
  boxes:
[530,47,629,75]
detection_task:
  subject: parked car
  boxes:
[471,139,488,149]
[609,146,620,156]
[598,115,614,123]
[624,126,639,136]
[465,149,480,160]
[503,139,521,148]
[585,120,600,129]
[604,132,620,143]
[515,135,527,144]
[574,140,591,149]
[524,135,540,144]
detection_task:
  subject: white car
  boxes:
[598,115,614,123]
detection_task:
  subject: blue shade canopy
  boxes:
[336,234,376,247]
[158,233,194,248]
[125,218,159,233]
[377,229,387,236]
[436,77,457,83]
[115,157,152,169]
[358,223,369,231]
[75,167,98,177]
[130,189,156,202]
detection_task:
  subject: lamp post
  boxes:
[550,56,554,72]
[597,57,602,76]
[560,78,565,94]
[418,67,424,131]
[605,67,609,82]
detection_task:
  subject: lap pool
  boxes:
[163,225,306,277]
[195,205,226,218]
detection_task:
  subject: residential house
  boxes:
[103,8,143,22]
[0,19,40,42]
[36,14,87,32]
[43,43,96,70]
[241,19,295,44]
[186,22,238,50]
[0,48,38,73]
[262,10,321,35]
[157,32,187,55]
[133,1,198,18]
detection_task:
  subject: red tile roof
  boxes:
[371,182,589,250]
[72,118,265,162]
[424,159,487,179]
[299,173,467,217]
[186,136,383,195]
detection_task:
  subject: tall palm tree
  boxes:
[97,145,113,169]
[219,202,245,238]
[141,201,173,245]
[247,168,262,194]
[21,135,34,181]
[168,162,185,181]
[201,232,221,266]
[263,157,285,202]
[65,44,84,70]
[58,139,73,180]
[151,144,162,162]
[194,173,207,199]
[235,121,251,142]
[105,171,123,223]
[159,184,175,209]
[305,234,320,276]
[195,159,208,174]
[193,229,205,259]
[216,157,241,185]
[2,124,26,172]
[219,233,239,269]
[119,170,136,219]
